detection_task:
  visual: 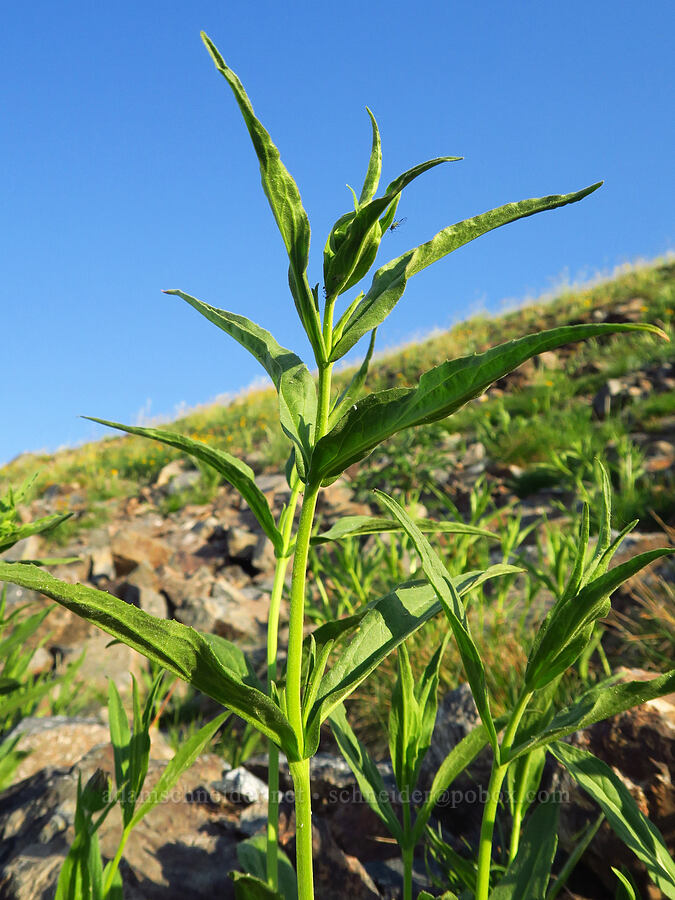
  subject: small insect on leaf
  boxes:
[389,217,407,232]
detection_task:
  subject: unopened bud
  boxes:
[81,768,111,813]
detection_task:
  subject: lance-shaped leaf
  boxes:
[525,548,674,690]
[310,321,667,483]
[311,514,498,545]
[162,291,317,478]
[325,156,459,298]
[327,329,377,430]
[0,563,300,760]
[84,417,282,555]
[389,636,449,794]
[488,799,559,900]
[201,32,324,358]
[508,670,675,761]
[549,742,675,898]
[330,182,603,361]
[376,490,500,755]
[129,710,230,829]
[329,703,403,842]
[359,107,382,205]
[303,565,519,754]
[0,513,72,554]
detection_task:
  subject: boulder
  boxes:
[0,744,241,900]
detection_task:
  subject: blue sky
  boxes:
[3,1,673,466]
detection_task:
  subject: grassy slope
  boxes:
[2,257,673,533]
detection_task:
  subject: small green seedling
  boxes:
[55,673,229,899]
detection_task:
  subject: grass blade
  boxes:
[376,490,500,755]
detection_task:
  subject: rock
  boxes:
[7,717,109,784]
[118,580,169,619]
[173,577,268,643]
[282,816,382,899]
[84,528,115,581]
[215,767,269,805]
[225,526,258,562]
[644,439,675,473]
[0,745,241,900]
[110,530,172,576]
[592,378,625,419]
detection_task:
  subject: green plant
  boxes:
[55,673,229,899]
[372,467,675,899]
[0,476,82,789]
[1,33,672,900]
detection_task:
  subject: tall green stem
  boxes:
[285,360,334,899]
[474,691,532,900]
[266,480,301,889]
[402,801,413,900]
[289,758,314,899]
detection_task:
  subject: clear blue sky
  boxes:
[3,1,673,466]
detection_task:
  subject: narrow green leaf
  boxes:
[313,322,666,482]
[0,563,300,760]
[550,742,675,898]
[410,634,449,790]
[509,670,675,761]
[330,182,603,360]
[160,293,316,477]
[327,329,377,430]
[376,490,500,755]
[525,548,675,690]
[329,703,403,842]
[0,513,72,554]
[389,641,417,792]
[489,800,559,899]
[129,711,229,829]
[305,565,518,747]
[85,418,282,553]
[311,515,498,545]
[107,681,131,793]
[612,868,639,900]
[359,108,382,205]
[200,32,323,359]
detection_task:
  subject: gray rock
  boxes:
[0,745,240,900]
[215,766,269,804]
[592,377,628,419]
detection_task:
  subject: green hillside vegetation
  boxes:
[3,257,673,537]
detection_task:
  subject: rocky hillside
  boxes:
[0,258,673,898]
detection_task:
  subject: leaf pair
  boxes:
[303,565,518,756]
[525,465,675,690]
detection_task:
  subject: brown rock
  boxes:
[110,530,172,575]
